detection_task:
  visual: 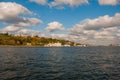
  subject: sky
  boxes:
[0,0,120,45]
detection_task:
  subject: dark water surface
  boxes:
[0,47,120,80]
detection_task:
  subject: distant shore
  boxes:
[0,45,120,48]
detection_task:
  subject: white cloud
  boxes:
[0,2,31,21]
[72,13,120,30]
[17,29,41,36]
[68,28,120,45]
[94,30,114,39]
[0,25,21,32]
[0,2,42,33]
[16,29,49,37]
[98,0,120,5]
[50,33,69,40]
[15,18,42,27]
[68,13,120,45]
[29,0,89,8]
[50,0,89,7]
[29,0,120,8]
[30,0,47,5]
[46,21,65,32]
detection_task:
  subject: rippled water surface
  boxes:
[0,47,120,80]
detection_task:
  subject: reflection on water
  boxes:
[0,47,120,80]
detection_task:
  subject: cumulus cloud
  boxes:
[50,0,89,7]
[17,29,41,36]
[29,0,89,8]
[15,18,42,27]
[30,0,47,5]
[46,21,65,32]
[70,13,120,31]
[16,29,49,38]
[0,2,31,21]
[68,13,120,45]
[69,27,120,45]
[0,25,21,33]
[98,0,120,5]
[29,0,120,8]
[50,33,69,40]
[0,2,42,33]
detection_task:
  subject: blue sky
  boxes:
[0,0,120,45]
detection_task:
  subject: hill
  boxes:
[0,33,78,46]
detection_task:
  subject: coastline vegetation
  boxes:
[0,33,77,46]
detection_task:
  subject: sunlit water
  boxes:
[0,47,120,80]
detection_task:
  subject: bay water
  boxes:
[0,47,120,80]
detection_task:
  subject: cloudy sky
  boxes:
[0,0,120,45]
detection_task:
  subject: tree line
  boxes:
[0,33,76,46]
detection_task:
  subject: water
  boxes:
[0,47,120,80]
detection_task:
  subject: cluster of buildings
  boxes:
[44,42,88,47]
[26,42,120,47]
[45,43,70,47]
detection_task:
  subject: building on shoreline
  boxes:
[45,42,62,47]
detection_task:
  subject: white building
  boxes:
[45,42,62,47]
[63,44,70,47]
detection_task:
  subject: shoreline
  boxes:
[0,45,120,48]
